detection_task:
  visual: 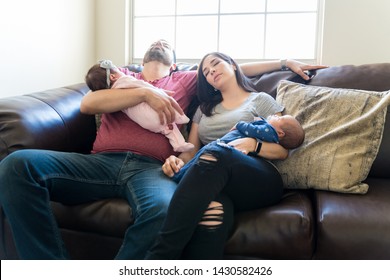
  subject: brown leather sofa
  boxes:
[1,63,390,260]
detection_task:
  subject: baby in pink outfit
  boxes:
[85,60,194,152]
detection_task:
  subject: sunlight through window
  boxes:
[132,0,322,62]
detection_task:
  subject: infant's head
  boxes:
[85,60,122,91]
[267,114,305,149]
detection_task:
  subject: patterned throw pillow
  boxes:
[274,80,390,194]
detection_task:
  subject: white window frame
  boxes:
[128,0,325,65]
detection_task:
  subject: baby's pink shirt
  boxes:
[91,69,197,162]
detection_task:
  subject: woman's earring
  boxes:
[214,88,218,91]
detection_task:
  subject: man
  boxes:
[0,39,324,259]
[0,39,199,259]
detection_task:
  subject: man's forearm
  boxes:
[80,87,148,115]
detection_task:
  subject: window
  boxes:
[131,0,323,63]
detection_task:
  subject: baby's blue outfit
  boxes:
[172,117,279,183]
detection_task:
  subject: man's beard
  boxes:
[143,49,172,66]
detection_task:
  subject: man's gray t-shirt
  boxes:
[193,92,284,145]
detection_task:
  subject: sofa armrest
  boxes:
[0,83,96,160]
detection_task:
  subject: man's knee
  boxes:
[0,151,32,202]
[1,150,39,172]
[137,193,172,222]
[0,151,29,181]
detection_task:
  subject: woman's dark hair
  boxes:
[196,52,256,116]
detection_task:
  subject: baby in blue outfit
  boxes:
[172,114,304,183]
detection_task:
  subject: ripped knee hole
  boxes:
[199,201,223,228]
[199,152,218,163]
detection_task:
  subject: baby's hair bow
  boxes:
[99,60,118,88]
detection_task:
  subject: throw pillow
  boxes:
[274,80,390,194]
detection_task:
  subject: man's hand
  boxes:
[162,155,185,177]
[145,88,183,124]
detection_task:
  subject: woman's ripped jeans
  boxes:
[146,142,283,259]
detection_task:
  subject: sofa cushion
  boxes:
[225,190,314,259]
[314,178,390,259]
[52,199,133,238]
[274,80,390,194]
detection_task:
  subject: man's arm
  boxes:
[80,87,183,124]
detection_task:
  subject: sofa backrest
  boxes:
[0,83,96,160]
[1,63,389,178]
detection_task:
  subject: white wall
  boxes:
[96,0,129,66]
[0,0,95,98]
[321,0,390,65]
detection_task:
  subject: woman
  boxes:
[146,52,324,259]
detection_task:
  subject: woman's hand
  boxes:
[239,60,328,79]
[162,155,185,177]
[228,138,256,155]
[229,138,288,160]
[286,59,328,81]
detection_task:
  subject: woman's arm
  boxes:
[179,122,202,163]
[80,87,183,124]
[162,122,202,177]
[240,60,282,77]
[240,59,328,81]
[258,141,288,160]
[228,137,288,160]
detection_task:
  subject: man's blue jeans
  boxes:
[0,149,177,259]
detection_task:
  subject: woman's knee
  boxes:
[191,146,234,175]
